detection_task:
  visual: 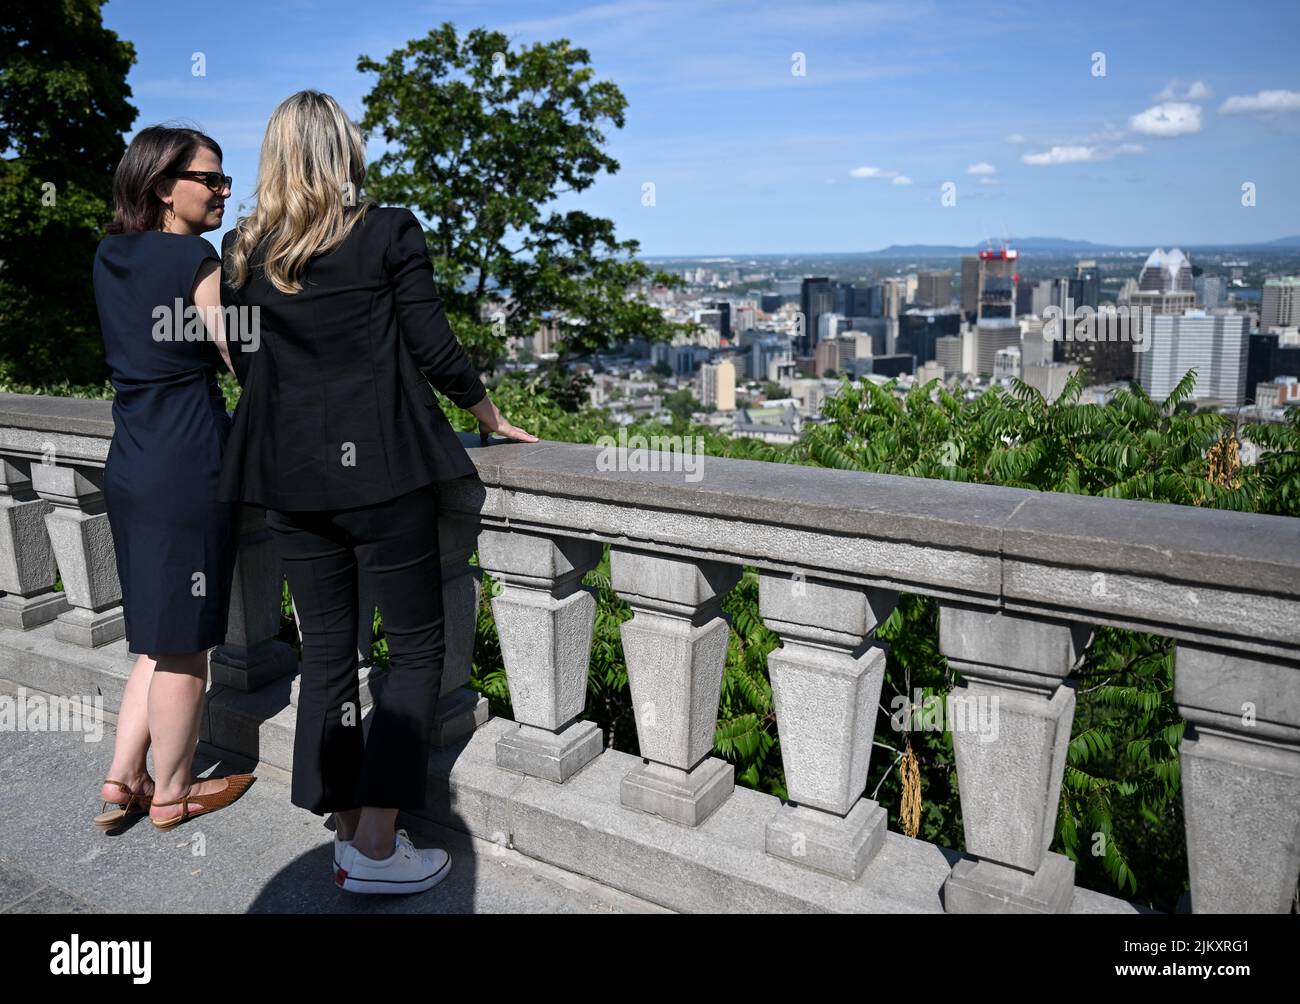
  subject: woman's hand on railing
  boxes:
[469,396,538,444]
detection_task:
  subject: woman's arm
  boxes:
[384,208,537,443]
[193,259,235,376]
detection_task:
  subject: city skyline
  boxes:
[103,0,1300,254]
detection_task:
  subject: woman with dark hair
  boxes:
[91,124,255,832]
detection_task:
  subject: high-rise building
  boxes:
[1137,310,1250,406]
[800,277,835,355]
[700,358,736,410]
[1017,278,1058,318]
[880,278,906,320]
[994,346,1022,381]
[1138,248,1194,292]
[1072,260,1100,309]
[916,271,954,308]
[960,256,980,320]
[975,248,1019,321]
[751,336,791,382]
[712,301,732,340]
[897,307,962,364]
[974,318,1021,376]
[935,335,963,377]
[1261,277,1300,331]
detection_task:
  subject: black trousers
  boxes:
[266,484,445,814]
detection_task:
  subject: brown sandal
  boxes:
[94,777,154,830]
[150,774,257,831]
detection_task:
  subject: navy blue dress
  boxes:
[92,232,238,655]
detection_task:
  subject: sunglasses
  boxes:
[166,170,232,194]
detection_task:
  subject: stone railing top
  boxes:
[0,395,1295,659]
[450,434,1300,659]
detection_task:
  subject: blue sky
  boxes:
[102,0,1300,255]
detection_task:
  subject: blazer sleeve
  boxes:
[383,208,487,411]
[219,229,254,387]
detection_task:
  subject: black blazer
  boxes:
[216,206,487,511]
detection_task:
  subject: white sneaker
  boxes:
[334,829,451,894]
[334,835,351,870]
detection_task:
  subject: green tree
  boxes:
[0,0,136,385]
[356,24,689,373]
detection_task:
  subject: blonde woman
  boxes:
[219,90,535,894]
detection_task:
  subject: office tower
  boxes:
[818,312,846,343]
[1261,277,1300,331]
[975,248,1019,321]
[960,255,980,320]
[904,273,918,304]
[880,278,906,319]
[1194,275,1225,310]
[751,336,791,381]
[916,271,955,308]
[1019,316,1051,367]
[1137,311,1249,406]
[1247,332,1279,403]
[694,308,724,347]
[1138,248,1194,292]
[1072,260,1100,309]
[974,318,1021,376]
[815,335,849,377]
[800,277,835,355]
[841,284,875,318]
[700,358,736,410]
[935,335,962,377]
[713,301,732,340]
[760,292,785,313]
[897,307,962,364]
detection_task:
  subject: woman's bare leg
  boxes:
[99,653,156,804]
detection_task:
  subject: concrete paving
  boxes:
[0,718,669,914]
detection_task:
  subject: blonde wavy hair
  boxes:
[224,90,373,294]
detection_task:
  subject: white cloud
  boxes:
[1021,145,1095,165]
[1021,143,1144,165]
[892,175,912,185]
[967,162,997,175]
[1128,102,1202,137]
[850,166,899,179]
[1219,89,1300,115]
[1005,133,1026,144]
[1156,79,1211,101]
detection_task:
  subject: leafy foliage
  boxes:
[0,1,136,384]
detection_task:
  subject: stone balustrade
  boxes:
[0,392,1296,914]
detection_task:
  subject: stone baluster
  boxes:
[938,604,1091,913]
[476,529,603,782]
[610,549,741,826]
[758,572,897,880]
[430,513,490,747]
[210,505,297,690]
[0,457,68,629]
[30,460,123,647]
[1174,644,1300,913]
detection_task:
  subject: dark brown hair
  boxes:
[106,125,224,234]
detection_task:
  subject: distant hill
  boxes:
[865,235,1300,256]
